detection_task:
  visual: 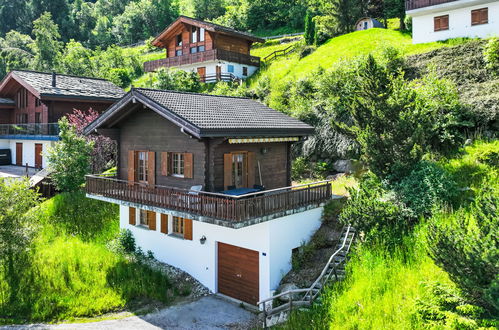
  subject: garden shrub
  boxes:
[322,198,346,224]
[339,173,413,247]
[108,68,132,88]
[299,45,316,59]
[117,229,136,254]
[427,186,499,314]
[394,161,458,218]
[291,156,309,180]
[484,38,499,75]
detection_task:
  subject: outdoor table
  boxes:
[220,187,260,196]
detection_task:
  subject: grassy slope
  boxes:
[281,141,498,330]
[249,28,471,108]
[0,192,172,324]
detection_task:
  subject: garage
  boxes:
[217,242,259,305]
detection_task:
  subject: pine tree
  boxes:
[304,11,315,45]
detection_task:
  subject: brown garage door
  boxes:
[218,242,259,305]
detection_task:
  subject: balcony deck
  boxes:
[406,0,459,11]
[144,49,261,72]
[0,123,59,138]
[86,175,334,226]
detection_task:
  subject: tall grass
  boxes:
[0,192,173,324]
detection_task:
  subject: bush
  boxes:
[299,46,316,59]
[404,16,413,33]
[322,198,346,224]
[45,117,93,192]
[427,186,499,314]
[153,68,201,92]
[118,229,136,254]
[108,68,132,88]
[394,161,458,218]
[339,173,413,247]
[484,38,499,75]
[291,157,309,180]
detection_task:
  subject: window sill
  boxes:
[171,174,185,178]
[136,224,150,230]
[168,233,185,240]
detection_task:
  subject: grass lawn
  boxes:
[248,28,472,108]
[0,191,173,324]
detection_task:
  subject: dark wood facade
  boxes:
[116,108,291,192]
[145,16,263,72]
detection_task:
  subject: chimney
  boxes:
[52,72,56,87]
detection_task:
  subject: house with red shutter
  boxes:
[144,16,264,82]
[406,0,498,43]
[84,88,338,305]
[0,70,124,169]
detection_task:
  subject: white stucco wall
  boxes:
[410,0,499,43]
[7,139,54,168]
[173,60,259,81]
[119,205,324,303]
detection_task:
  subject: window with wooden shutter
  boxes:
[147,211,156,230]
[129,207,136,225]
[161,152,169,176]
[160,214,168,234]
[434,15,449,31]
[471,8,488,25]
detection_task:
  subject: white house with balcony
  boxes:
[407,0,499,43]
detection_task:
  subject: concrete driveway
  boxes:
[1,296,258,330]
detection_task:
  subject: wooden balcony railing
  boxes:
[406,0,459,11]
[85,175,332,223]
[144,49,261,72]
[0,123,59,136]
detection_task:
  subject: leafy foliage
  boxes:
[304,11,315,45]
[394,161,458,218]
[32,12,62,71]
[46,117,93,192]
[67,108,117,173]
[484,37,499,76]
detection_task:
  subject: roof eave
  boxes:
[198,128,314,138]
[40,93,122,103]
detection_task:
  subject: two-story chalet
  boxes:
[144,16,264,82]
[0,70,124,168]
[84,88,337,305]
[407,0,498,43]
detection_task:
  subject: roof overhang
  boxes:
[406,0,492,16]
[152,16,264,48]
[39,94,120,103]
[0,72,41,98]
[84,89,314,139]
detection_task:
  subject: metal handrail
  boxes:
[0,123,60,136]
[258,225,354,327]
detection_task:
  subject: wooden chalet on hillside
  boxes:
[0,70,124,168]
[144,16,265,82]
[84,88,337,305]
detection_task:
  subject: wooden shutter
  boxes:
[147,211,156,230]
[184,218,193,240]
[224,153,232,189]
[441,15,449,30]
[128,150,135,183]
[160,214,168,234]
[247,152,255,188]
[472,8,488,25]
[147,151,155,186]
[161,152,168,176]
[434,16,440,31]
[184,153,193,178]
[129,207,136,225]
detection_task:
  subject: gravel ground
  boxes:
[0,296,258,330]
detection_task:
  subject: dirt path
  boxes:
[1,296,258,330]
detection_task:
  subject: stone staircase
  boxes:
[258,225,356,328]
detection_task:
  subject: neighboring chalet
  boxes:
[84,88,336,305]
[407,0,498,43]
[144,16,265,83]
[0,70,124,168]
[354,17,384,31]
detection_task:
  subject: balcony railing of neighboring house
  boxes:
[0,123,60,136]
[144,49,261,72]
[200,73,241,84]
[406,0,459,11]
[85,175,333,223]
